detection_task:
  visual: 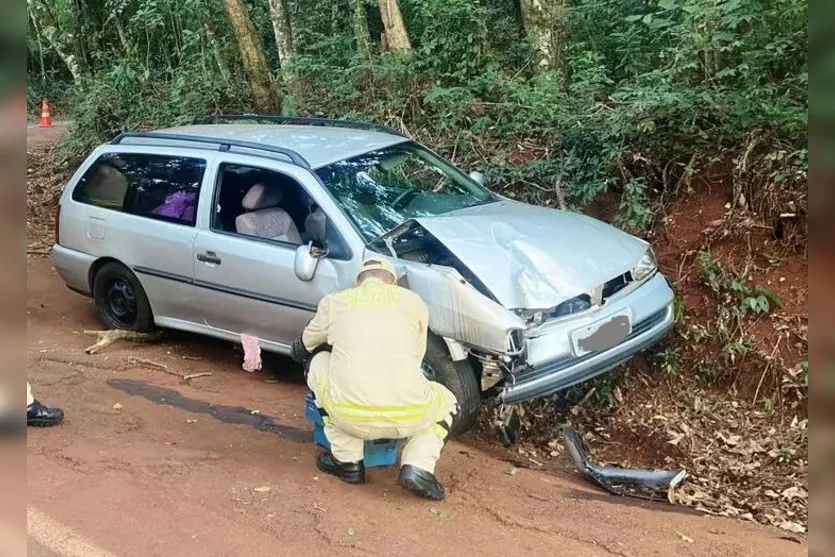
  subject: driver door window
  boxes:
[192,163,347,347]
[209,163,348,257]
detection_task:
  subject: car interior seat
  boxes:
[85,163,129,208]
[235,183,302,243]
[304,206,327,248]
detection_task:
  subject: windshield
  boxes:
[315,142,496,242]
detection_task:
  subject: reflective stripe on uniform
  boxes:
[315,372,434,422]
[430,422,449,439]
[330,406,429,422]
[329,397,434,421]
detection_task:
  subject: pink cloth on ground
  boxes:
[241,334,262,372]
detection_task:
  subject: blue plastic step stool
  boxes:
[304,392,398,468]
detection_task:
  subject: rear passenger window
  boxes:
[72,153,206,226]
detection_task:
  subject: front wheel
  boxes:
[422,335,480,436]
[92,262,155,332]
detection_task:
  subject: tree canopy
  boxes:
[27,0,807,229]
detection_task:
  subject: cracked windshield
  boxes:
[315,143,495,241]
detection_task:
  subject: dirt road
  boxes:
[25,127,805,557]
[26,122,68,148]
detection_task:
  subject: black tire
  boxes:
[422,334,480,437]
[92,262,155,332]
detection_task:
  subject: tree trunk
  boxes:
[519,0,551,70]
[353,0,372,59]
[28,10,47,86]
[221,0,278,112]
[377,0,412,53]
[203,22,231,85]
[267,0,294,67]
[28,0,82,81]
[519,0,570,83]
[113,17,131,57]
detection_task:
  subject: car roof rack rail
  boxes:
[109,131,311,168]
[198,114,406,137]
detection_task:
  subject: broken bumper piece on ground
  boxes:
[562,425,687,502]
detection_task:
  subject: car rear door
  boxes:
[191,156,360,350]
[63,147,210,325]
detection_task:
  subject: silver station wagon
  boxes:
[52,115,675,434]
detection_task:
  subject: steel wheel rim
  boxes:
[421,361,437,381]
[104,278,137,327]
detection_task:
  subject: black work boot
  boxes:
[27,400,64,427]
[317,451,366,484]
[398,464,445,500]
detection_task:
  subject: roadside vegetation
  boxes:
[27,0,807,535]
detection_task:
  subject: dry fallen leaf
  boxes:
[668,430,685,446]
[778,521,805,534]
[429,507,451,519]
[676,532,694,544]
[253,486,271,493]
[717,431,741,446]
[781,486,807,501]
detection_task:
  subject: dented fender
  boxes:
[400,262,526,355]
[441,337,469,361]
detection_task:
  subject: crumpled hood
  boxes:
[412,200,649,309]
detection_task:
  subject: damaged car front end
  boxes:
[316,139,674,426]
[369,201,675,407]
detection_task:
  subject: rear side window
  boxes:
[72,152,206,226]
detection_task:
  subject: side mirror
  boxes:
[469,170,486,186]
[294,242,324,282]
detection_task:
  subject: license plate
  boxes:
[570,310,632,357]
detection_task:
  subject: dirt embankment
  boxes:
[515,176,808,535]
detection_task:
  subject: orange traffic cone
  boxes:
[39,98,52,128]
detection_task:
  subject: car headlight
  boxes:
[632,247,658,282]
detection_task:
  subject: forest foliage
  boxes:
[27,0,808,230]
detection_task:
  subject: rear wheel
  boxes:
[422,335,480,436]
[92,262,155,332]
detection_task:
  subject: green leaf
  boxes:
[755,286,785,309]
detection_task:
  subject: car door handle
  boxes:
[197,251,222,265]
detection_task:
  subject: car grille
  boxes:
[543,271,634,320]
[602,271,631,298]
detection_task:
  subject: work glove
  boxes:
[290,337,311,366]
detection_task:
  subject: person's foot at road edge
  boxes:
[27,400,64,427]
[398,464,445,500]
[317,451,366,484]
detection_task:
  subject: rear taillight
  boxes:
[54,204,61,245]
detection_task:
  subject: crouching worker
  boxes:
[291,258,458,500]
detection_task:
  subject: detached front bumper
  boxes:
[499,273,675,404]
